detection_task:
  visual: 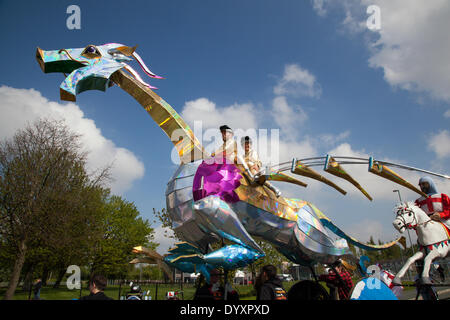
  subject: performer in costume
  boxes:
[211,126,256,180]
[241,136,281,197]
[211,125,238,164]
[241,136,262,174]
[415,176,450,229]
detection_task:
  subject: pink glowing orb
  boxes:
[192,158,242,203]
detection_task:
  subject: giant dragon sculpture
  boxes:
[36,43,450,283]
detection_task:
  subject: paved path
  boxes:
[399,286,450,300]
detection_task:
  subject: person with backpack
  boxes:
[257,265,287,300]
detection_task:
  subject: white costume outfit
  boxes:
[240,147,281,197]
[243,149,262,175]
[213,139,238,164]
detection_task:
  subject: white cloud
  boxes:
[153,225,177,254]
[367,0,450,102]
[277,138,317,162]
[180,97,261,154]
[428,130,450,159]
[313,0,450,103]
[274,64,322,98]
[181,97,258,130]
[312,0,327,17]
[319,130,351,147]
[271,96,308,136]
[312,0,366,34]
[0,86,145,194]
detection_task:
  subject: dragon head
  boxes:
[36,43,162,101]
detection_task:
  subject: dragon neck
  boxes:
[110,69,205,163]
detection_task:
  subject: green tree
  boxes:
[90,195,156,278]
[47,185,109,288]
[0,119,108,300]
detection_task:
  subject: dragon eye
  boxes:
[82,45,101,58]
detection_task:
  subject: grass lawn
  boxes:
[0,281,298,300]
[2,279,411,300]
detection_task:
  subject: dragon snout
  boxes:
[35,46,87,75]
[36,47,45,72]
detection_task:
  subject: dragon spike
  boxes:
[257,168,308,188]
[291,158,347,195]
[368,157,427,197]
[324,155,373,201]
[115,45,137,56]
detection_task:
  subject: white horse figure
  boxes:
[392,202,450,285]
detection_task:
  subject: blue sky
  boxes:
[1,0,449,252]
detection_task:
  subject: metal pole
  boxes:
[393,189,403,203]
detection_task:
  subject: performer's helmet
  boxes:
[241,136,252,146]
[219,125,233,133]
